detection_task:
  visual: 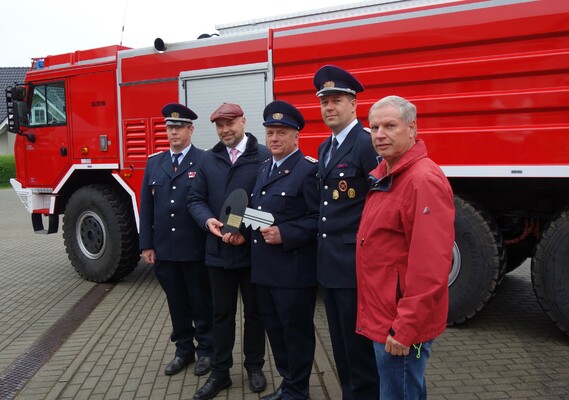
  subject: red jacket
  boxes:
[356,140,455,347]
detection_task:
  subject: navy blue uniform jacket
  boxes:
[139,146,206,261]
[188,133,271,268]
[316,121,379,288]
[250,150,320,288]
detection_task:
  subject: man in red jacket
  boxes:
[356,95,455,399]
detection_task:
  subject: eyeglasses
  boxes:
[166,124,191,132]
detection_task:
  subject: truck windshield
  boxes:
[29,82,66,126]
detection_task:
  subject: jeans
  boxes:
[373,339,434,400]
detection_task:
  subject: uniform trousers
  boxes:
[324,287,379,400]
[257,285,318,400]
[154,259,213,359]
[208,265,265,378]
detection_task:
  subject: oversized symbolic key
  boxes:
[219,188,274,234]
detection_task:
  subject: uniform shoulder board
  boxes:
[305,156,318,164]
[148,150,164,158]
[262,157,272,165]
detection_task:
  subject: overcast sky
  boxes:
[1,0,360,67]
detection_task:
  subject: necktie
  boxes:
[172,153,182,172]
[330,137,339,159]
[326,137,339,167]
[230,148,239,164]
[269,163,278,177]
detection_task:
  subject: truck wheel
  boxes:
[448,196,506,325]
[63,184,140,282]
[532,208,569,335]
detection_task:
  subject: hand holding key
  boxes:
[219,189,275,234]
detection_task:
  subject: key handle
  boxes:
[219,188,248,234]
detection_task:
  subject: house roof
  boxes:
[0,67,30,122]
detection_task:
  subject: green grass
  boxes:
[0,155,15,188]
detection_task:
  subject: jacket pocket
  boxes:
[270,186,299,210]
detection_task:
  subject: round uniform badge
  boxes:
[348,188,356,198]
[338,180,348,192]
[332,189,340,200]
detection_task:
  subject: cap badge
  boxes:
[324,81,336,88]
[171,112,180,118]
[272,112,284,120]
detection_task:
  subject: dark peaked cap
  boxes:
[313,65,364,97]
[263,100,305,131]
[162,103,198,125]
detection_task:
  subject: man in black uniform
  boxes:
[139,103,213,377]
[189,102,270,400]
[250,100,320,400]
[314,65,380,400]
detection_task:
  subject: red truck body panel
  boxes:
[270,0,569,170]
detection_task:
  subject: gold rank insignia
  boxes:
[332,189,340,200]
[171,111,180,118]
[338,180,348,192]
[348,188,356,198]
[272,112,284,120]
[324,81,336,88]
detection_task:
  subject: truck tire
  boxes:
[448,196,506,325]
[62,184,140,282]
[532,208,569,335]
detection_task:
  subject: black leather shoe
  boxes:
[260,387,282,400]
[248,368,267,393]
[194,356,212,376]
[193,375,232,400]
[165,356,193,376]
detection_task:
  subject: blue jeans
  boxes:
[373,339,434,400]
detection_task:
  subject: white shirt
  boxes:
[170,144,192,164]
[226,134,249,161]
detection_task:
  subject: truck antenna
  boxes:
[120,0,128,45]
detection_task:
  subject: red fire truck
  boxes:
[5,0,569,334]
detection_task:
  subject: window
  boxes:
[29,82,66,126]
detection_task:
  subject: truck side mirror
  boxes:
[11,86,27,101]
[9,101,29,132]
[8,101,34,142]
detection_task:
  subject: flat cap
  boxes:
[161,103,198,126]
[313,65,364,97]
[263,100,305,131]
[210,103,244,122]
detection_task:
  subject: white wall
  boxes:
[0,124,16,155]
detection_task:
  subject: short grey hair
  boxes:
[368,95,416,124]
